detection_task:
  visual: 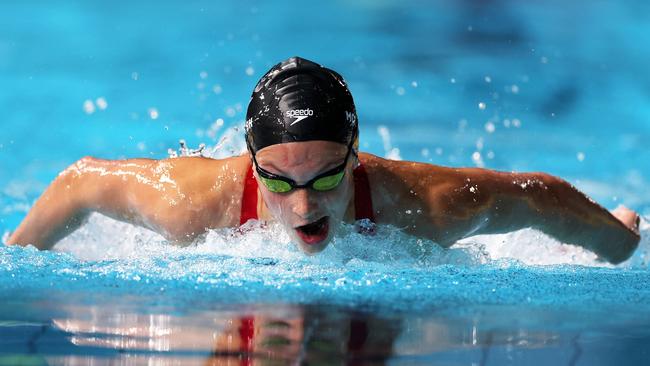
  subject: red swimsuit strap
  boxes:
[239,164,375,224]
[239,165,259,225]
[352,164,375,222]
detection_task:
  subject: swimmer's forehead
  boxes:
[254,141,348,176]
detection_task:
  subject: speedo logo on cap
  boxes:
[286,108,313,126]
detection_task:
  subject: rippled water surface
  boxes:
[2,0,650,364]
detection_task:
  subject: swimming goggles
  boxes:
[248,138,356,193]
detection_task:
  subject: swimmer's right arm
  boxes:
[6,156,242,249]
[6,157,104,249]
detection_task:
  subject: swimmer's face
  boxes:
[252,141,354,254]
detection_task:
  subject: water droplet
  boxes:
[396,86,405,96]
[577,152,585,162]
[475,137,484,150]
[484,122,495,133]
[484,76,492,83]
[148,108,159,120]
[199,71,208,79]
[472,151,484,167]
[245,66,255,76]
[95,97,108,110]
[213,84,222,94]
[478,102,486,110]
[83,100,95,114]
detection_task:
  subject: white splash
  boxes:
[51,212,650,269]
[377,125,401,161]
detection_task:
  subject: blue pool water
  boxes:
[2,1,650,364]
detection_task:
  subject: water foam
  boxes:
[52,212,649,269]
[1,213,648,312]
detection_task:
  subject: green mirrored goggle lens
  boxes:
[312,171,345,191]
[259,176,292,193]
[259,171,345,193]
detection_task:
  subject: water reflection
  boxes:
[48,304,402,365]
[2,302,648,364]
[34,302,608,366]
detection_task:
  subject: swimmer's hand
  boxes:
[610,205,641,237]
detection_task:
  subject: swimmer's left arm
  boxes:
[421,168,640,264]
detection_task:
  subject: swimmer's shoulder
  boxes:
[156,155,251,227]
[357,152,472,226]
[159,154,250,188]
[157,154,250,203]
[358,152,511,198]
[357,152,455,183]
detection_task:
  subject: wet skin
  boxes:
[253,141,354,254]
[6,141,641,263]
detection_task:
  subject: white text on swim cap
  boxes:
[286,108,313,126]
[345,111,357,125]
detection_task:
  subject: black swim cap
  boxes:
[245,56,358,153]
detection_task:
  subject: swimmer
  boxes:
[6,57,641,263]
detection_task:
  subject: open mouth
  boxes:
[294,216,330,245]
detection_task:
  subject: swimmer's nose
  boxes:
[290,188,320,220]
